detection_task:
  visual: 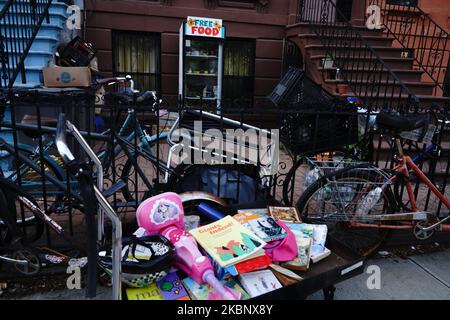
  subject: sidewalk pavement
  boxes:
[308,248,450,300]
[9,248,450,300]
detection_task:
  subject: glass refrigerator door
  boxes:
[184,38,222,109]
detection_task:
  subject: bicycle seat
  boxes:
[376,113,429,132]
[21,115,58,138]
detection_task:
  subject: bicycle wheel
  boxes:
[282,149,353,206]
[0,177,44,243]
[296,168,397,257]
[120,137,170,203]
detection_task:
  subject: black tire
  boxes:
[0,177,44,243]
[296,168,397,257]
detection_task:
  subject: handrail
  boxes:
[367,0,450,97]
[296,0,420,111]
[0,0,53,88]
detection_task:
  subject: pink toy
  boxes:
[136,192,241,300]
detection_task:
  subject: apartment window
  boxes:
[223,39,255,107]
[386,0,418,5]
[112,31,161,93]
[219,0,255,9]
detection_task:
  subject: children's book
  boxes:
[125,272,190,300]
[234,208,269,224]
[268,206,302,223]
[285,223,331,264]
[126,282,163,300]
[157,272,191,300]
[182,277,250,300]
[246,216,288,242]
[189,216,266,268]
[238,269,283,298]
[234,210,287,242]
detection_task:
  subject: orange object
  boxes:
[337,83,349,95]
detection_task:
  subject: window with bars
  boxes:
[223,39,255,107]
[112,31,161,93]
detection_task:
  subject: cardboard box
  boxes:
[43,66,92,88]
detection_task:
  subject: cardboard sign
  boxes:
[185,16,225,38]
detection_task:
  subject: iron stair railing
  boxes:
[296,0,420,111]
[366,0,450,98]
[0,0,53,88]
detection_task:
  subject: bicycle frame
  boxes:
[0,107,170,208]
[349,138,450,232]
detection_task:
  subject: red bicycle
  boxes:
[296,112,450,257]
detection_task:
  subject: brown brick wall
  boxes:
[85,0,291,105]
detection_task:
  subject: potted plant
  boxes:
[337,80,349,95]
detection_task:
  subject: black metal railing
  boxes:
[0,0,52,88]
[366,0,450,98]
[296,0,420,111]
[0,87,449,283]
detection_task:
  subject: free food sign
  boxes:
[185,16,225,39]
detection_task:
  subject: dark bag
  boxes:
[173,164,270,204]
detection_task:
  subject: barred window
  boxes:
[223,39,255,107]
[112,31,161,93]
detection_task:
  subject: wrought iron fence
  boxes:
[296,0,420,111]
[366,0,450,98]
[0,0,53,88]
[0,87,449,260]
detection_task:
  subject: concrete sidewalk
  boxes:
[308,248,450,300]
[7,248,450,300]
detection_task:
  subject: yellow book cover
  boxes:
[126,283,163,300]
[189,216,267,268]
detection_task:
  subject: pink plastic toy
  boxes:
[136,192,241,300]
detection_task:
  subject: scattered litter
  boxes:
[411,246,416,250]
[434,242,440,247]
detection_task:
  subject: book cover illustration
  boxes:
[125,272,190,300]
[126,282,163,300]
[246,216,288,242]
[234,210,287,242]
[234,210,265,225]
[189,216,267,268]
[268,206,301,223]
[285,223,331,263]
[238,269,283,298]
[235,208,269,224]
[157,272,190,300]
[182,277,250,300]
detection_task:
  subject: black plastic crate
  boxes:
[281,110,359,155]
[60,36,96,67]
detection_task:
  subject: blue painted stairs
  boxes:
[0,0,70,87]
[0,0,69,144]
